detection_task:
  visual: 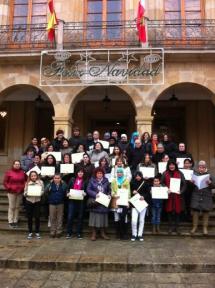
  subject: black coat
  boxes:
[127,146,146,171]
[130,178,151,205]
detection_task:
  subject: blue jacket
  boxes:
[46,181,67,205]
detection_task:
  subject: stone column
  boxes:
[136,115,154,136]
[56,19,64,50]
[0,0,9,25]
[52,116,73,138]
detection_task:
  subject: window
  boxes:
[164,0,204,39]
[85,0,124,41]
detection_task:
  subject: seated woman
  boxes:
[87,167,111,241]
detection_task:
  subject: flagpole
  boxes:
[141,16,149,48]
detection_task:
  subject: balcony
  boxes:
[0,19,215,52]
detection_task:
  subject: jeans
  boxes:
[25,200,41,233]
[67,200,84,235]
[152,199,162,225]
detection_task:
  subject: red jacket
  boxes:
[3,168,26,194]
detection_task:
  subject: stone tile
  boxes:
[14,279,45,288]
[154,273,182,284]
[128,284,157,288]
[0,278,18,288]
[184,285,215,288]
[29,254,59,270]
[158,285,186,288]
[22,270,52,280]
[48,271,76,281]
[78,255,104,272]
[128,273,156,283]
[74,271,101,282]
[101,272,128,283]
[103,256,127,272]
[55,255,80,270]
[71,281,99,288]
[99,283,128,288]
[42,280,71,288]
[180,273,212,284]
[0,269,28,279]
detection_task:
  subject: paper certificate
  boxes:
[99,140,109,149]
[71,152,84,164]
[139,167,155,178]
[94,161,99,168]
[170,178,181,194]
[60,164,74,174]
[116,188,129,206]
[96,192,111,208]
[192,174,210,190]
[105,173,111,182]
[112,158,116,166]
[49,152,62,162]
[41,166,55,176]
[151,187,169,199]
[177,158,190,168]
[69,189,84,200]
[27,185,42,197]
[129,193,148,213]
[158,162,167,174]
[179,169,194,181]
[26,166,41,176]
[109,147,114,154]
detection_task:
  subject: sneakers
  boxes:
[66,234,72,239]
[138,236,144,242]
[35,233,41,239]
[77,234,83,239]
[131,235,136,241]
[13,222,18,228]
[9,223,13,228]
[27,233,33,240]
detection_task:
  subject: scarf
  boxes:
[74,177,83,190]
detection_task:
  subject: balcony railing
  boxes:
[0,19,215,52]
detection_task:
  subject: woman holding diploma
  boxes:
[111,168,131,240]
[161,160,186,234]
[66,169,87,239]
[24,171,44,239]
[88,142,109,165]
[190,161,215,235]
[87,167,110,241]
[110,157,132,182]
[130,171,150,241]
[151,176,163,234]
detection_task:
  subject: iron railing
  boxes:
[0,19,215,51]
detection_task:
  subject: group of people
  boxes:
[3,127,215,241]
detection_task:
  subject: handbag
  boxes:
[87,197,98,208]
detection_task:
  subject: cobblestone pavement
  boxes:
[0,269,215,288]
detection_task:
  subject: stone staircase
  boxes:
[0,188,215,237]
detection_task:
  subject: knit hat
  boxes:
[121,134,127,139]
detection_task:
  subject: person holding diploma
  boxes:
[137,153,157,185]
[45,174,67,237]
[161,160,186,234]
[88,142,109,165]
[151,176,163,234]
[87,167,110,241]
[24,171,44,239]
[110,157,132,182]
[75,153,95,182]
[60,139,73,157]
[130,171,150,241]
[111,168,131,240]
[190,161,215,235]
[66,168,87,239]
[3,160,26,228]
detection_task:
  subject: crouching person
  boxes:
[45,174,67,238]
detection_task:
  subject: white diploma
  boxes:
[109,147,114,154]
[69,189,84,200]
[170,178,181,194]
[129,193,148,213]
[99,140,109,149]
[41,166,55,176]
[60,164,74,174]
[105,173,111,182]
[71,152,84,164]
[112,158,116,166]
[116,188,129,206]
[49,152,62,162]
[151,187,169,199]
[27,185,42,197]
[192,174,210,190]
[158,162,167,174]
[179,169,194,181]
[94,161,99,168]
[177,158,190,168]
[95,192,111,208]
[26,166,41,176]
[139,167,155,178]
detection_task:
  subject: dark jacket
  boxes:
[162,141,177,158]
[191,171,215,212]
[130,178,151,205]
[52,137,65,152]
[152,152,165,165]
[127,146,145,171]
[46,181,67,205]
[69,136,85,151]
[142,141,153,156]
[68,177,88,194]
[173,151,193,163]
[20,155,34,172]
[75,162,95,181]
[87,177,110,213]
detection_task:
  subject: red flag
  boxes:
[47,0,58,42]
[136,0,146,43]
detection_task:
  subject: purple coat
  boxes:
[87,177,110,214]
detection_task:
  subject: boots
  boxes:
[203,212,209,235]
[152,225,156,234]
[190,211,199,235]
[100,228,110,240]
[156,225,161,234]
[91,228,96,241]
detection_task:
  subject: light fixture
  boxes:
[102,87,111,111]
[35,94,45,108]
[0,110,7,118]
[169,91,178,102]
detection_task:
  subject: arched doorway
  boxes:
[72,86,136,136]
[0,85,54,174]
[152,83,215,171]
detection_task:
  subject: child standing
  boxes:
[151,176,163,234]
[24,171,44,239]
[46,174,67,238]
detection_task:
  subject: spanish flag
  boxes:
[136,0,146,43]
[47,0,58,42]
